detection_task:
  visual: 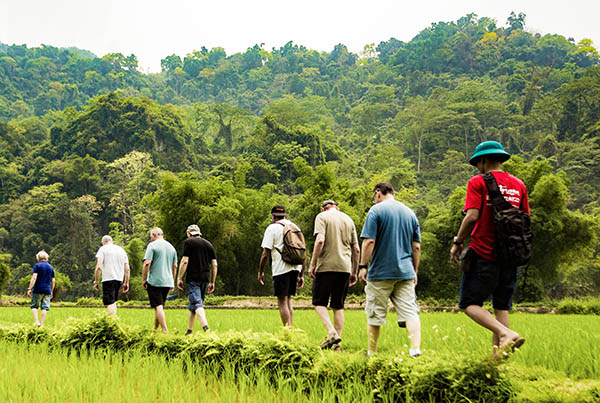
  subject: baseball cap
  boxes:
[321,200,338,208]
[271,205,287,217]
[186,224,201,236]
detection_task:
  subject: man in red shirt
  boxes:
[450,141,528,355]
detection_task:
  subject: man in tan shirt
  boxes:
[308,200,359,350]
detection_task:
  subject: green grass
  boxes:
[1,306,599,379]
[1,307,600,402]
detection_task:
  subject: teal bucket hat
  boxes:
[468,141,511,166]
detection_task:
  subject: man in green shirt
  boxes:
[142,227,177,333]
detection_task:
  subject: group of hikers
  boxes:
[27,140,529,356]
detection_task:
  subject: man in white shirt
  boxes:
[258,205,305,326]
[93,235,130,315]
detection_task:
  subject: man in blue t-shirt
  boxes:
[142,227,178,333]
[359,182,422,357]
[27,250,55,327]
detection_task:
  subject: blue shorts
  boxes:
[30,293,51,310]
[188,281,208,312]
[459,252,517,310]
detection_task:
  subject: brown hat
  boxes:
[186,224,201,236]
[271,205,287,217]
[321,200,338,208]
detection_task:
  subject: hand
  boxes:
[27,289,32,297]
[122,283,129,293]
[414,274,418,286]
[50,293,53,300]
[207,282,215,294]
[93,282,99,292]
[177,279,185,291]
[257,272,264,286]
[296,274,304,290]
[349,273,357,287]
[450,244,463,265]
[169,287,174,292]
[358,268,368,285]
[308,265,316,279]
[142,280,148,290]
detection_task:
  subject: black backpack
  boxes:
[275,221,306,265]
[482,172,533,266]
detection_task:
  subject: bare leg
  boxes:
[277,296,292,326]
[405,318,421,349]
[195,307,208,328]
[154,305,168,333]
[314,306,337,335]
[464,305,520,348]
[187,310,196,331]
[333,309,344,337]
[40,310,48,327]
[367,324,381,354]
[106,303,117,316]
[493,309,510,346]
[31,308,40,325]
[287,297,294,327]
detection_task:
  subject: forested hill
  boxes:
[0,13,599,302]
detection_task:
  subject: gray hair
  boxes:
[36,250,49,261]
[150,227,163,236]
[101,235,113,245]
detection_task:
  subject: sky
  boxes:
[1,0,599,73]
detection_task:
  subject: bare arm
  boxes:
[122,264,130,293]
[207,259,218,294]
[258,248,270,285]
[51,277,55,298]
[177,256,189,291]
[359,238,376,285]
[171,262,177,290]
[93,257,103,291]
[309,233,325,279]
[27,273,38,297]
[349,241,360,287]
[412,241,421,285]
[450,208,479,264]
[142,260,151,289]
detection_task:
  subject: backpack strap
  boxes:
[482,172,513,211]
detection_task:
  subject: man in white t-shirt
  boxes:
[258,205,304,326]
[93,235,130,315]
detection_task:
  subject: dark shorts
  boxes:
[147,284,170,308]
[188,281,208,312]
[273,270,299,297]
[312,272,350,310]
[459,253,517,310]
[102,280,122,306]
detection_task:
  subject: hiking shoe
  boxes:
[332,343,342,352]
[185,329,193,336]
[409,348,422,358]
[319,332,341,349]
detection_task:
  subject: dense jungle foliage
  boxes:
[0,13,599,301]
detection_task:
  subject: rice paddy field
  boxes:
[1,306,599,402]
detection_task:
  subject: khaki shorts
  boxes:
[365,280,420,326]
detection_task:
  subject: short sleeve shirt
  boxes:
[465,171,529,260]
[32,261,55,294]
[96,243,129,282]
[143,238,177,287]
[360,199,421,281]
[261,219,302,277]
[182,237,217,283]
[313,209,358,273]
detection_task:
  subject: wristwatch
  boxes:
[358,264,368,270]
[453,236,462,245]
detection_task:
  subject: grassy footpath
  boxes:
[1,307,599,401]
